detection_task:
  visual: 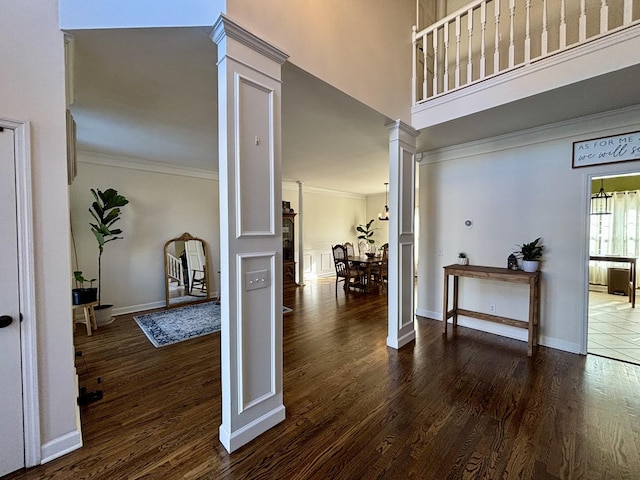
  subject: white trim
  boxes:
[219,404,285,453]
[78,150,219,180]
[416,308,581,354]
[112,301,166,316]
[413,22,640,110]
[282,180,367,199]
[2,118,41,467]
[419,104,640,163]
[211,15,288,66]
[40,430,82,464]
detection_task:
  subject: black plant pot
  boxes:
[72,288,98,305]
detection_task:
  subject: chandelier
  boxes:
[590,178,612,215]
[378,182,389,221]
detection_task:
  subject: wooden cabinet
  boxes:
[283,212,298,290]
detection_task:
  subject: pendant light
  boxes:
[378,182,389,221]
[591,178,612,215]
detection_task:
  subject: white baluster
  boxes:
[412,26,417,104]
[600,0,609,34]
[467,9,474,84]
[443,22,450,92]
[480,1,487,79]
[432,31,439,97]
[422,35,428,100]
[455,16,461,88]
[508,0,515,68]
[624,0,632,25]
[579,0,587,42]
[560,0,567,49]
[494,0,501,74]
[541,0,548,56]
[524,0,531,62]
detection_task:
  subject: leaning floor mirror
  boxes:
[164,232,211,308]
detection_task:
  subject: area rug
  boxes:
[134,302,221,348]
[135,303,292,347]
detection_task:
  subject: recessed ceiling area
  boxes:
[70,27,392,196]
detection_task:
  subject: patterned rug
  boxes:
[134,303,293,348]
[134,302,221,348]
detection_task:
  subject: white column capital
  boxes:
[211,14,288,65]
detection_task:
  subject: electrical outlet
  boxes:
[489,304,496,313]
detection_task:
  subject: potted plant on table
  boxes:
[514,237,544,272]
[356,219,377,257]
[89,188,129,325]
[71,271,97,305]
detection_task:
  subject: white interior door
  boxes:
[0,127,25,475]
[185,240,205,292]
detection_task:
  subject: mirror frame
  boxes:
[164,232,211,309]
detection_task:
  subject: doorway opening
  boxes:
[588,172,640,365]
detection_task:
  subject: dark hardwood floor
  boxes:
[6,278,640,479]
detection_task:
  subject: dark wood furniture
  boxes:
[348,255,386,293]
[332,245,361,294]
[589,255,636,308]
[283,212,298,290]
[442,264,541,356]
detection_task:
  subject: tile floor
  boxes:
[589,287,640,365]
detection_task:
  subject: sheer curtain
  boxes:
[589,190,640,285]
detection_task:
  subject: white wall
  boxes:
[229,0,415,123]
[283,184,367,279]
[1,0,79,460]
[70,155,221,313]
[417,105,640,354]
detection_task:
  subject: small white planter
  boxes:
[522,260,539,272]
[458,257,469,265]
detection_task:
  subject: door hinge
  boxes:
[20,312,24,322]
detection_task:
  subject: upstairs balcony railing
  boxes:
[413,0,640,105]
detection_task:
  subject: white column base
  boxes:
[219,405,286,453]
[387,329,416,349]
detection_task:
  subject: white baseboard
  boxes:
[40,430,82,464]
[387,329,416,349]
[113,301,165,316]
[415,307,580,354]
[219,405,286,453]
[114,292,222,316]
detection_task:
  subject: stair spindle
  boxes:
[560,0,567,49]
[508,0,515,68]
[541,0,548,56]
[579,0,587,42]
[600,0,609,34]
[480,1,487,79]
[467,9,474,83]
[494,0,501,74]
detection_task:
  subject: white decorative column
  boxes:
[387,120,419,349]
[211,15,288,453]
[297,180,305,286]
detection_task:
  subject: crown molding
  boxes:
[77,150,219,180]
[211,14,288,65]
[418,104,640,164]
[282,179,366,200]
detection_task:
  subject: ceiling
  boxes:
[71,27,640,197]
[71,27,392,196]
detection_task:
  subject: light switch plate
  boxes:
[245,269,270,291]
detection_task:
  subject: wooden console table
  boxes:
[589,255,636,308]
[442,264,541,356]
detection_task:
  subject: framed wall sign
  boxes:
[572,130,640,168]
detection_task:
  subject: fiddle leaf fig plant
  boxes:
[356,219,377,245]
[89,188,129,305]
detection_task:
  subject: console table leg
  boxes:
[443,273,449,334]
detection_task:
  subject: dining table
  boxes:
[347,255,386,293]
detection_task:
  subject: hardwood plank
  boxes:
[5,279,640,479]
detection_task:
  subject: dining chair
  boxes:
[332,244,360,295]
[371,243,388,292]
